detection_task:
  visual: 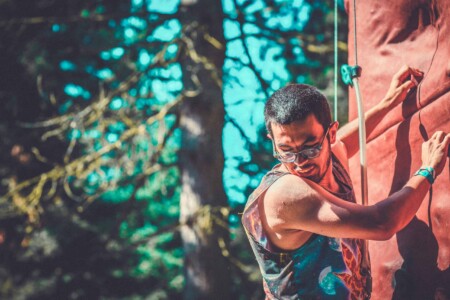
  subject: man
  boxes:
[241,65,450,299]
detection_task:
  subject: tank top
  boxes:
[242,154,372,299]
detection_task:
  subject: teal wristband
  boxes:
[414,167,435,184]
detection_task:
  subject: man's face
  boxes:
[270,114,337,183]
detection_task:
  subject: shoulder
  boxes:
[265,173,312,202]
[262,174,323,228]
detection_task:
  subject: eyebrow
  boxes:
[277,135,318,149]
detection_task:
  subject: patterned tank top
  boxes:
[242,154,371,299]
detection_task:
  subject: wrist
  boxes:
[377,98,393,113]
[414,166,435,184]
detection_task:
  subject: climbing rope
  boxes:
[337,0,371,286]
[352,0,358,66]
[333,0,338,121]
[339,0,368,207]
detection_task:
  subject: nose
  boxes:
[292,153,307,165]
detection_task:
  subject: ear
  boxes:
[267,133,273,140]
[329,121,339,144]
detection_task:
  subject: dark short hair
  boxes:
[264,83,332,136]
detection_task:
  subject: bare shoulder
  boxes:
[262,174,322,230]
[265,174,314,205]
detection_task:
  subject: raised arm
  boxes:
[264,131,450,243]
[336,65,423,158]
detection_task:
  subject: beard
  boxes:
[305,144,332,183]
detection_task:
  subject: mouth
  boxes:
[295,165,315,175]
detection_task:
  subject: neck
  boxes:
[316,160,340,193]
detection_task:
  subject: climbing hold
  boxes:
[341,65,362,86]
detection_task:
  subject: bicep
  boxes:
[265,176,391,240]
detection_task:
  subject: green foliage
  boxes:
[223,0,348,208]
[0,0,185,298]
[0,0,348,299]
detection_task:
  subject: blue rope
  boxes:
[353,0,358,65]
[334,0,338,121]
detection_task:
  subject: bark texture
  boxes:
[178,0,231,299]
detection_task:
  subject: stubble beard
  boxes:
[307,147,332,183]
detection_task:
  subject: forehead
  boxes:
[271,114,323,146]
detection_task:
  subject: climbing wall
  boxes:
[345,0,450,299]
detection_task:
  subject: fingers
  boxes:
[394,65,424,83]
[431,131,446,141]
[444,133,450,144]
[442,133,450,151]
[399,79,416,91]
[384,65,424,109]
[408,67,424,78]
[422,131,450,174]
[395,65,411,82]
[430,132,450,156]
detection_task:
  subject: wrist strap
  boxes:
[414,167,435,184]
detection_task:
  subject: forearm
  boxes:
[372,130,449,238]
[374,174,431,236]
[337,66,421,158]
[337,101,391,158]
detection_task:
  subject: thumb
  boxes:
[443,133,450,154]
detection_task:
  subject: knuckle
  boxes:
[434,131,444,138]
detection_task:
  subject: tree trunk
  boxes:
[178,0,231,299]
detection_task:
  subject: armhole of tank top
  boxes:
[248,225,320,256]
[331,153,353,192]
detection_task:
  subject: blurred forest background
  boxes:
[0,0,349,299]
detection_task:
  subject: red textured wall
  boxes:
[344,0,450,299]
